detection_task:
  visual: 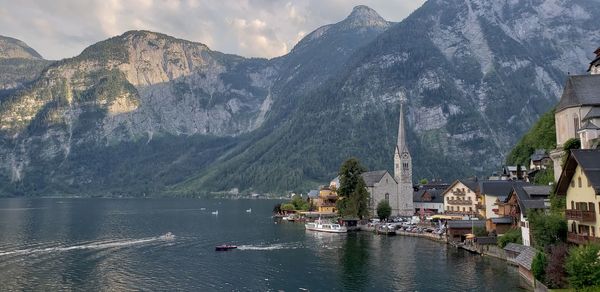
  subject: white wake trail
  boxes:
[0,237,163,257]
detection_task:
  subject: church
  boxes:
[364,99,414,217]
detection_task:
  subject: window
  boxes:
[571,201,575,210]
[589,203,595,212]
[469,207,472,212]
[574,116,579,132]
[578,177,582,188]
[571,180,575,188]
[402,163,408,171]
[385,193,390,202]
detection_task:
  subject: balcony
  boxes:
[566,209,596,222]
[568,232,600,245]
[475,203,485,209]
[447,199,473,205]
[452,189,466,196]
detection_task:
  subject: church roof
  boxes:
[556,149,600,196]
[361,170,393,187]
[583,107,600,121]
[556,75,600,112]
[578,120,600,131]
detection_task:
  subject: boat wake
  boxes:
[0,236,166,257]
[237,242,303,251]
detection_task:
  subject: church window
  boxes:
[385,193,390,202]
[574,116,579,132]
[402,163,408,171]
[578,177,582,188]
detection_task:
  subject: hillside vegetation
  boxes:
[506,109,556,166]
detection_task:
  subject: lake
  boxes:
[0,198,529,291]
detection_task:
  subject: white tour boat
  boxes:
[304,220,347,233]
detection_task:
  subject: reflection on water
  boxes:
[0,198,525,291]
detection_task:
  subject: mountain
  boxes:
[0,36,52,98]
[179,0,600,193]
[1,1,600,196]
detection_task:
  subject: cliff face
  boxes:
[1,1,600,196]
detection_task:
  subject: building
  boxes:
[495,184,551,246]
[446,220,485,242]
[366,98,414,217]
[413,188,444,215]
[478,180,516,219]
[514,246,537,286]
[504,243,528,266]
[393,98,415,216]
[314,181,339,214]
[550,48,600,180]
[555,149,600,245]
[442,179,479,217]
[363,170,400,216]
[529,149,551,170]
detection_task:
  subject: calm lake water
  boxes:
[0,198,529,291]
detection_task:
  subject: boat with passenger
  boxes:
[304,219,347,233]
[160,232,176,240]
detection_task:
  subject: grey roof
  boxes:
[361,170,391,187]
[479,180,516,197]
[515,246,538,270]
[556,75,600,112]
[530,149,549,162]
[579,120,600,131]
[511,183,549,216]
[490,217,513,224]
[504,243,527,253]
[556,149,600,196]
[447,220,485,229]
[522,186,551,197]
[413,189,444,203]
[583,107,600,121]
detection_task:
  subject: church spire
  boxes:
[397,95,408,153]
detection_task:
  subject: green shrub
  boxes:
[566,244,600,289]
[532,251,547,282]
[498,228,522,248]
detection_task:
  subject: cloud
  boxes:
[0,0,426,60]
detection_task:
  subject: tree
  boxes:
[280,203,295,212]
[528,211,567,249]
[377,200,392,220]
[291,195,309,210]
[561,138,581,166]
[532,251,547,283]
[473,226,487,237]
[498,228,522,248]
[419,178,428,185]
[566,244,600,289]
[533,167,554,186]
[516,164,523,180]
[545,243,568,289]
[337,158,369,219]
[273,203,282,214]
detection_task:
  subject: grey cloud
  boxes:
[0,0,425,60]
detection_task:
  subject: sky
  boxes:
[0,0,425,60]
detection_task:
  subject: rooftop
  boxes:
[504,242,527,253]
[556,149,600,196]
[514,246,538,270]
[556,74,600,112]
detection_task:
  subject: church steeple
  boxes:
[396,100,408,154]
[394,95,411,181]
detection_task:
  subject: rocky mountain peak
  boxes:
[0,36,44,60]
[341,5,390,30]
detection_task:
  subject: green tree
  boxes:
[473,226,487,237]
[419,178,428,185]
[566,244,600,289]
[528,211,567,249]
[291,195,309,210]
[498,228,522,248]
[506,108,556,166]
[280,203,295,212]
[532,251,547,283]
[337,158,369,219]
[376,200,392,220]
[533,167,554,186]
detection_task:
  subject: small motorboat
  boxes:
[246,208,252,213]
[215,244,237,251]
[160,232,176,240]
[212,210,219,215]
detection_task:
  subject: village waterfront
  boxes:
[0,197,527,291]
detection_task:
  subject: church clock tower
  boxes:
[394,96,414,216]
